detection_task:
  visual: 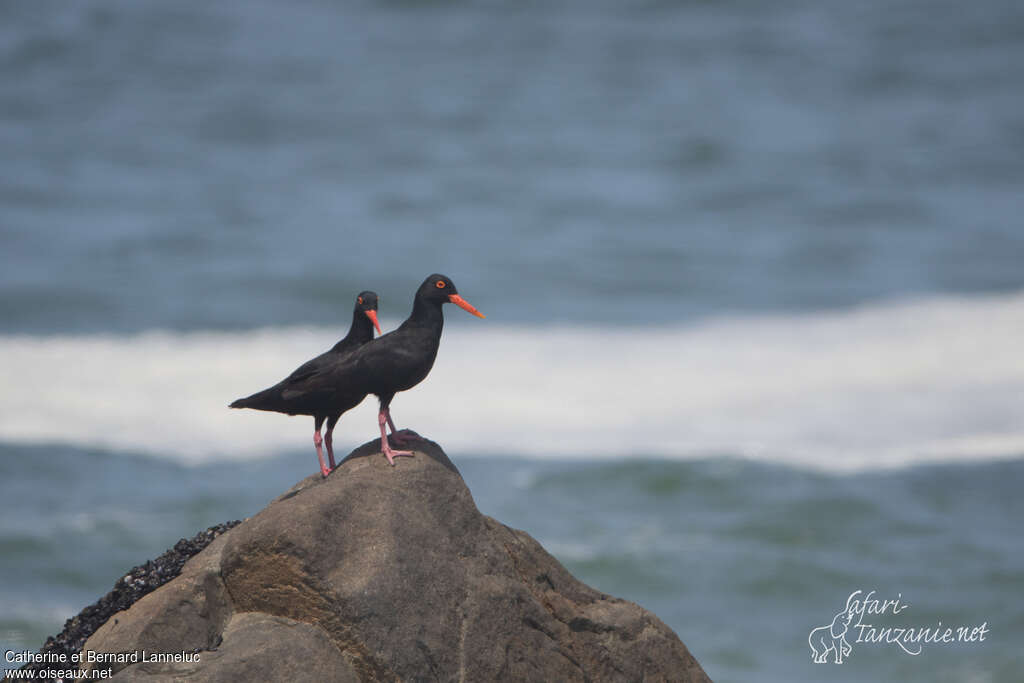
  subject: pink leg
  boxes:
[384,407,420,444]
[313,431,330,478]
[378,410,414,466]
[325,430,336,471]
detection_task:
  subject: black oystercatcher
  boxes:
[229,291,382,477]
[346,274,485,465]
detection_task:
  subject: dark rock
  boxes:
[39,439,710,681]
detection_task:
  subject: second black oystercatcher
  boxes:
[229,291,382,477]
[343,274,485,465]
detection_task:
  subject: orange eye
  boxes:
[357,296,364,305]
[435,280,446,289]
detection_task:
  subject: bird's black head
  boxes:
[418,274,458,302]
[354,290,382,334]
[355,290,379,312]
[416,274,485,318]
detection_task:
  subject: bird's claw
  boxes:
[383,447,415,466]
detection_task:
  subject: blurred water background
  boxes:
[2,0,1023,680]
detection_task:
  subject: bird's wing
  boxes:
[281,352,333,384]
[279,352,364,401]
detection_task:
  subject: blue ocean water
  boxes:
[2,0,1023,680]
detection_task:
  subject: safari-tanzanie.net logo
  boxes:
[808,590,989,664]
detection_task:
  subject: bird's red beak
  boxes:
[448,294,485,318]
[364,309,382,335]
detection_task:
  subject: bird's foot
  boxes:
[319,464,332,478]
[382,444,415,466]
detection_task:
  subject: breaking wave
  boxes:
[3,290,1024,471]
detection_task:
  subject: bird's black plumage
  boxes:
[229,290,381,476]
[338,274,485,463]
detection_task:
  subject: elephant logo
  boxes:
[808,590,861,664]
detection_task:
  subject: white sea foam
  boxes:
[2,291,1024,471]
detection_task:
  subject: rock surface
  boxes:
[77,439,708,682]
[8,521,240,681]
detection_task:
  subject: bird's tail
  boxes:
[229,386,280,410]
